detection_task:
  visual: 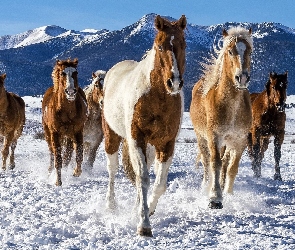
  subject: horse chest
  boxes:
[133,97,182,141]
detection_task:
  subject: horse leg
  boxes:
[51,132,62,186]
[196,135,210,187]
[63,137,74,168]
[220,146,229,191]
[251,130,262,178]
[208,139,223,209]
[73,131,83,177]
[8,139,17,169]
[87,134,103,168]
[1,134,13,171]
[148,140,175,216]
[273,132,284,181]
[223,147,244,194]
[127,137,152,237]
[103,119,121,210]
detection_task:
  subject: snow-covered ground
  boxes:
[0,96,295,249]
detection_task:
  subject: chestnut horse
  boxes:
[0,73,25,170]
[42,59,87,186]
[247,71,288,181]
[102,15,186,237]
[83,70,106,168]
[190,27,253,209]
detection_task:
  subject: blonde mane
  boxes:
[202,26,253,95]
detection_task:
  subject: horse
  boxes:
[0,73,25,170]
[42,59,87,186]
[102,15,186,237]
[247,71,288,181]
[190,26,253,209]
[83,70,106,168]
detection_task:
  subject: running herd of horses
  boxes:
[0,15,289,236]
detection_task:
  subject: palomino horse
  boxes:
[83,70,106,168]
[190,27,253,209]
[0,73,25,170]
[247,71,288,181]
[102,15,186,237]
[42,59,87,186]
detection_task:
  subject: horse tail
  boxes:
[122,139,136,186]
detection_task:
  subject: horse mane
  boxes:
[201,26,253,95]
[52,58,78,92]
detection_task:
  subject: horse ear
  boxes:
[177,15,187,30]
[248,27,252,35]
[269,71,276,79]
[284,71,288,76]
[155,15,165,31]
[1,73,6,80]
[222,29,228,38]
[92,72,96,78]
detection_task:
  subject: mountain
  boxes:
[0,13,294,110]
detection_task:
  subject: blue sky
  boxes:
[0,0,294,36]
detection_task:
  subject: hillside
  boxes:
[0,13,294,110]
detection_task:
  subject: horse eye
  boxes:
[228,50,233,56]
[61,72,66,77]
[158,45,163,51]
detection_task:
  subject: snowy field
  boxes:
[0,95,295,249]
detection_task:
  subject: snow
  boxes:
[0,96,295,249]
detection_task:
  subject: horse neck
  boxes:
[0,89,8,112]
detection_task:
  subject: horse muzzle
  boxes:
[65,88,77,101]
[235,72,250,90]
[166,78,184,94]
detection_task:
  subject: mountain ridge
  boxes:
[0,13,294,110]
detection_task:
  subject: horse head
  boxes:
[91,70,105,108]
[266,71,288,112]
[154,15,186,95]
[55,58,79,101]
[222,27,253,90]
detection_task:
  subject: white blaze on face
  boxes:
[236,42,246,66]
[169,35,181,94]
[63,67,76,90]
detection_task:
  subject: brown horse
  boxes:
[190,27,253,209]
[42,59,87,186]
[83,70,106,168]
[247,71,288,181]
[102,15,186,237]
[0,73,25,170]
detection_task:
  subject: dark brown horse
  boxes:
[247,71,288,181]
[83,70,105,168]
[0,73,25,170]
[102,15,186,237]
[190,27,253,209]
[42,59,87,186]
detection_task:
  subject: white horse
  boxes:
[102,15,187,237]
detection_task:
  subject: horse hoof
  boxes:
[274,173,282,181]
[73,169,82,177]
[9,164,15,170]
[55,180,62,186]
[137,227,153,237]
[208,201,223,209]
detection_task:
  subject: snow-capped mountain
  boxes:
[0,13,294,110]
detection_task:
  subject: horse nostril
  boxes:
[167,78,173,88]
[235,75,240,83]
[73,88,77,94]
[246,75,250,83]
